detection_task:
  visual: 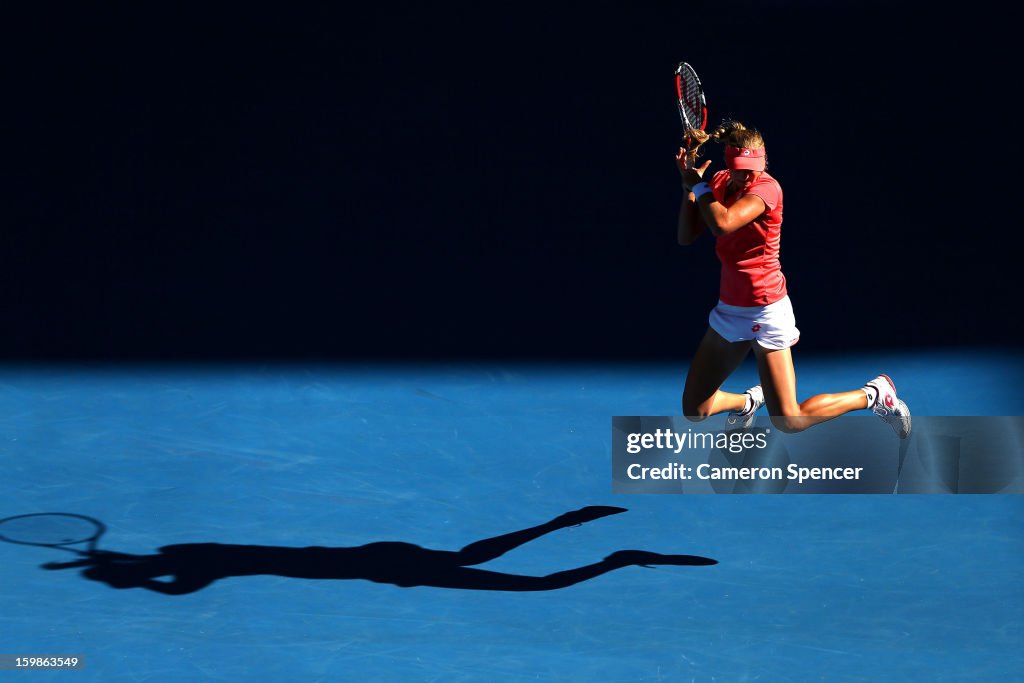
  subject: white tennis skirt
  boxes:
[708,295,800,350]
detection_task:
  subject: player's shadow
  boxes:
[40,507,716,595]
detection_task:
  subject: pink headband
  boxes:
[725,145,766,171]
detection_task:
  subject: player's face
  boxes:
[727,169,759,191]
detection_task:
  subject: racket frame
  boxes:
[675,61,708,133]
[0,512,106,556]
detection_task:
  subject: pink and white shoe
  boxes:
[727,385,764,430]
[865,374,911,439]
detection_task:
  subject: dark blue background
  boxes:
[2,2,1010,360]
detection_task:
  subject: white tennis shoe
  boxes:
[727,385,764,430]
[866,374,912,439]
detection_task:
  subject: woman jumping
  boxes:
[676,121,910,437]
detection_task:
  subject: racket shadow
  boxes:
[27,506,717,595]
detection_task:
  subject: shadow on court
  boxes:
[26,507,717,595]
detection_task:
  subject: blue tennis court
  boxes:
[2,348,1021,681]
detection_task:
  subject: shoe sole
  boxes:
[873,374,911,439]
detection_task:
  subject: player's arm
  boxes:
[694,193,765,236]
[677,190,706,245]
[676,149,709,246]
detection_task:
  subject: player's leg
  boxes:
[682,327,752,420]
[753,346,911,437]
[754,346,871,433]
[420,553,716,591]
[453,507,627,567]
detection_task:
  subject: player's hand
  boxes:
[680,160,712,191]
[676,146,692,173]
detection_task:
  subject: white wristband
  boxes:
[691,182,712,200]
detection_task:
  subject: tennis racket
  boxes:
[0,512,106,557]
[675,61,708,165]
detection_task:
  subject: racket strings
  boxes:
[675,64,705,130]
[675,63,708,164]
[677,77,701,127]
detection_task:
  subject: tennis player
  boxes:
[675,121,910,436]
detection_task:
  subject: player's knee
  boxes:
[769,414,804,434]
[681,395,710,421]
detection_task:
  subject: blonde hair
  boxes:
[682,120,765,165]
